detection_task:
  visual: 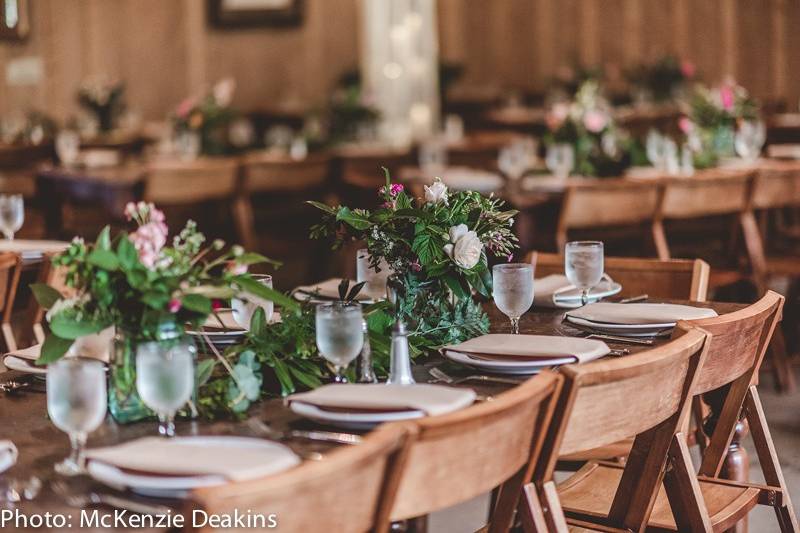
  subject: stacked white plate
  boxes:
[293,278,378,304]
[442,334,609,375]
[0,239,69,262]
[565,302,718,337]
[534,275,621,309]
[187,310,247,353]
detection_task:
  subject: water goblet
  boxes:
[646,130,667,171]
[315,302,364,383]
[565,241,605,306]
[734,119,766,162]
[232,274,274,329]
[55,130,81,167]
[356,249,391,299]
[545,143,575,180]
[0,194,24,240]
[492,263,534,334]
[136,340,196,438]
[47,358,107,476]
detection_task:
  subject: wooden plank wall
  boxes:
[0,0,797,122]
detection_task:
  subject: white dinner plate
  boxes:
[3,356,47,375]
[565,315,674,337]
[289,401,425,430]
[553,280,622,306]
[87,436,298,499]
[442,350,555,375]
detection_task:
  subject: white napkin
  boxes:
[566,302,717,325]
[442,334,609,364]
[294,278,374,301]
[0,440,18,473]
[4,344,40,362]
[767,144,800,160]
[0,239,69,256]
[287,384,476,416]
[203,310,246,331]
[534,275,578,308]
[85,437,300,483]
[439,168,504,193]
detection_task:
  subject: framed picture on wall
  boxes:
[208,0,303,28]
[0,0,29,40]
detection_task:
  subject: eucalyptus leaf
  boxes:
[196,359,216,387]
[87,249,120,271]
[234,275,299,313]
[36,335,73,365]
[181,294,212,314]
[30,283,62,310]
[49,315,107,340]
[95,226,112,251]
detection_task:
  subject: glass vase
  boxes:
[107,322,197,424]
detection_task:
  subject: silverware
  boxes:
[0,380,34,394]
[608,348,630,356]
[246,418,361,446]
[428,367,521,386]
[586,334,655,345]
[51,481,173,515]
[619,294,649,303]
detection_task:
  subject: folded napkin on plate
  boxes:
[4,344,40,362]
[294,278,374,301]
[566,302,717,325]
[442,334,609,363]
[202,310,246,331]
[0,440,18,473]
[85,437,300,482]
[534,275,578,308]
[287,383,476,416]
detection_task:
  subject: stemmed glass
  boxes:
[0,195,24,240]
[734,119,766,162]
[232,274,274,328]
[564,241,605,306]
[55,130,81,167]
[545,144,575,180]
[492,263,534,334]
[315,302,364,383]
[135,340,196,437]
[646,130,667,171]
[47,358,107,475]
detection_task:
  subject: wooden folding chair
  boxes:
[556,180,661,252]
[386,372,562,533]
[28,252,72,345]
[189,423,414,533]
[521,327,710,532]
[526,251,710,301]
[0,252,22,355]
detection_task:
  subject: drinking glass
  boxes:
[492,263,534,334]
[444,114,464,143]
[646,130,666,170]
[418,137,448,173]
[545,143,575,180]
[315,302,364,383]
[564,241,605,306]
[232,274,274,328]
[55,130,81,167]
[498,144,525,181]
[47,358,107,476]
[176,130,201,161]
[356,249,391,299]
[734,119,766,162]
[136,340,196,437]
[0,195,24,240]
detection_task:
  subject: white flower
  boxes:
[424,178,448,204]
[213,78,236,107]
[443,224,482,269]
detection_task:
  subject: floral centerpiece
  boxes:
[32,202,282,421]
[77,75,125,133]
[172,78,237,155]
[310,171,517,352]
[544,80,631,177]
[625,56,696,103]
[680,80,759,167]
[326,83,380,145]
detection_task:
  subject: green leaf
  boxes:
[141,290,170,310]
[181,294,212,314]
[87,249,120,271]
[288,364,323,390]
[235,252,281,268]
[335,207,372,230]
[249,307,267,337]
[306,200,336,215]
[195,359,216,387]
[234,275,300,314]
[347,281,367,302]
[30,283,62,309]
[49,315,107,340]
[271,358,295,396]
[338,278,349,300]
[36,335,74,365]
[117,236,139,270]
[95,226,112,251]
[443,275,467,300]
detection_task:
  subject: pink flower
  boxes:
[168,299,181,313]
[129,221,168,269]
[678,116,695,135]
[212,299,223,311]
[124,202,137,221]
[176,97,196,119]
[546,103,569,131]
[213,78,236,107]
[225,261,248,276]
[720,85,735,111]
[680,60,696,79]
[583,109,609,133]
[507,253,514,262]
[410,259,422,272]
[390,183,404,196]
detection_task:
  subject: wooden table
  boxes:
[0,300,745,532]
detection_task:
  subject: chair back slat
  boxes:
[751,167,800,209]
[144,158,239,205]
[527,252,709,301]
[0,252,21,352]
[683,290,784,394]
[658,171,751,219]
[190,423,412,533]
[240,153,329,193]
[560,180,660,230]
[556,329,706,456]
[389,372,561,522]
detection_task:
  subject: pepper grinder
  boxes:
[387,321,415,385]
[357,319,378,383]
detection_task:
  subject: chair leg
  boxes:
[769,328,796,394]
[488,468,526,533]
[743,386,800,532]
[652,220,671,261]
[663,434,714,532]
[520,481,568,533]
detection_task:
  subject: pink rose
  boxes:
[225,261,248,276]
[583,109,609,133]
[129,221,168,269]
[720,85,735,111]
[678,116,695,135]
[176,98,196,119]
[680,60,696,79]
[212,299,223,311]
[168,299,181,313]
